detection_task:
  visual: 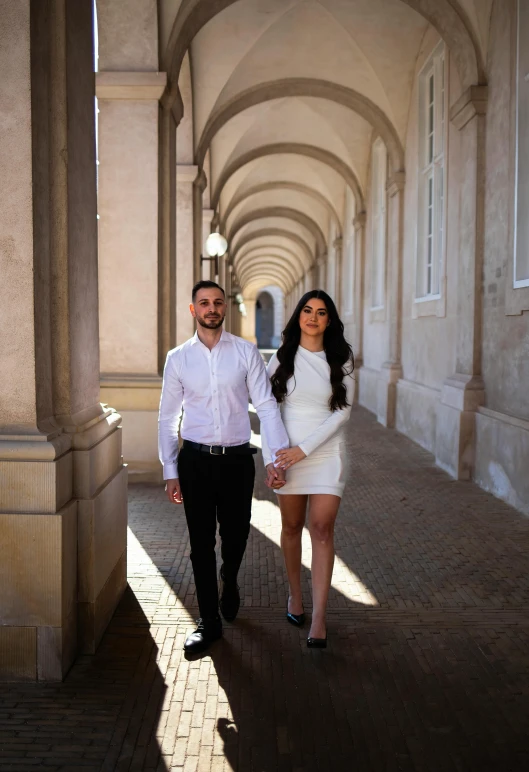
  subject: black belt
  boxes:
[183,440,257,456]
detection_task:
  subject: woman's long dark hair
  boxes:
[271,289,354,412]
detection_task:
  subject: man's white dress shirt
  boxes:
[158,330,289,480]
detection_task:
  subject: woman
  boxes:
[262,289,354,648]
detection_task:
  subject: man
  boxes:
[158,280,288,654]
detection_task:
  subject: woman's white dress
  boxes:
[262,347,354,497]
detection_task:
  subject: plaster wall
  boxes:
[480,0,529,421]
[474,0,529,512]
[98,100,159,375]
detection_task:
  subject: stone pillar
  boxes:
[377,173,405,427]
[218,254,227,293]
[0,0,127,681]
[96,72,167,484]
[240,301,257,343]
[202,209,215,280]
[193,170,207,285]
[316,255,327,290]
[333,237,343,310]
[159,104,178,369]
[224,263,232,331]
[436,87,488,479]
[352,212,366,402]
[176,166,198,344]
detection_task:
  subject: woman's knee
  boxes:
[281,519,304,539]
[309,520,335,544]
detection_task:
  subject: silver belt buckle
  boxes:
[209,445,225,455]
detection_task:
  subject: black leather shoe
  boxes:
[219,566,240,622]
[307,635,327,649]
[184,618,222,654]
[286,603,305,628]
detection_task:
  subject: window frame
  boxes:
[415,42,447,305]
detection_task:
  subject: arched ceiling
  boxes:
[163,0,488,294]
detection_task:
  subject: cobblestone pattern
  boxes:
[1,408,529,771]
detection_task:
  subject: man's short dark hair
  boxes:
[192,280,226,302]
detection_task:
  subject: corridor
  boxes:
[2,408,529,772]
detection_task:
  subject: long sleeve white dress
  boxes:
[262,346,354,497]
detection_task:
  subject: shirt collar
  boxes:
[191,328,231,347]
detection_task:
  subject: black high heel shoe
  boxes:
[286,601,305,627]
[307,635,327,649]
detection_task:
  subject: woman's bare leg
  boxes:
[307,494,341,639]
[278,494,308,615]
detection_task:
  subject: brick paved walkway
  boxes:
[2,407,529,771]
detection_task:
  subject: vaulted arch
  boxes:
[237,254,299,286]
[235,245,307,278]
[212,143,364,212]
[232,228,316,272]
[164,0,483,110]
[242,270,290,293]
[221,182,342,234]
[197,78,404,173]
[239,262,296,290]
[227,207,327,257]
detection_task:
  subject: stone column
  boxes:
[240,301,257,343]
[224,263,232,331]
[352,212,367,401]
[176,166,198,344]
[96,71,167,484]
[377,173,405,427]
[202,209,215,280]
[315,254,327,290]
[333,237,343,311]
[0,0,127,680]
[436,87,488,479]
[193,170,207,285]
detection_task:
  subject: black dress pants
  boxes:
[177,445,255,620]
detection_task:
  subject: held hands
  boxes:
[265,463,286,489]
[275,445,306,471]
[165,478,183,504]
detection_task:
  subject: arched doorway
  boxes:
[255,291,274,348]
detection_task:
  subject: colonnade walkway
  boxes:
[2,407,529,771]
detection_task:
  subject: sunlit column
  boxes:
[376,173,405,427]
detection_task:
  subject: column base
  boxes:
[0,500,78,681]
[435,374,485,480]
[0,406,128,680]
[100,376,162,484]
[377,362,403,428]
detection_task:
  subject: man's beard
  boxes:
[197,313,225,330]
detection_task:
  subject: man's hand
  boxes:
[165,478,183,504]
[265,463,286,489]
[275,446,307,471]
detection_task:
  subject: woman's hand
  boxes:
[275,446,306,471]
[265,463,286,489]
